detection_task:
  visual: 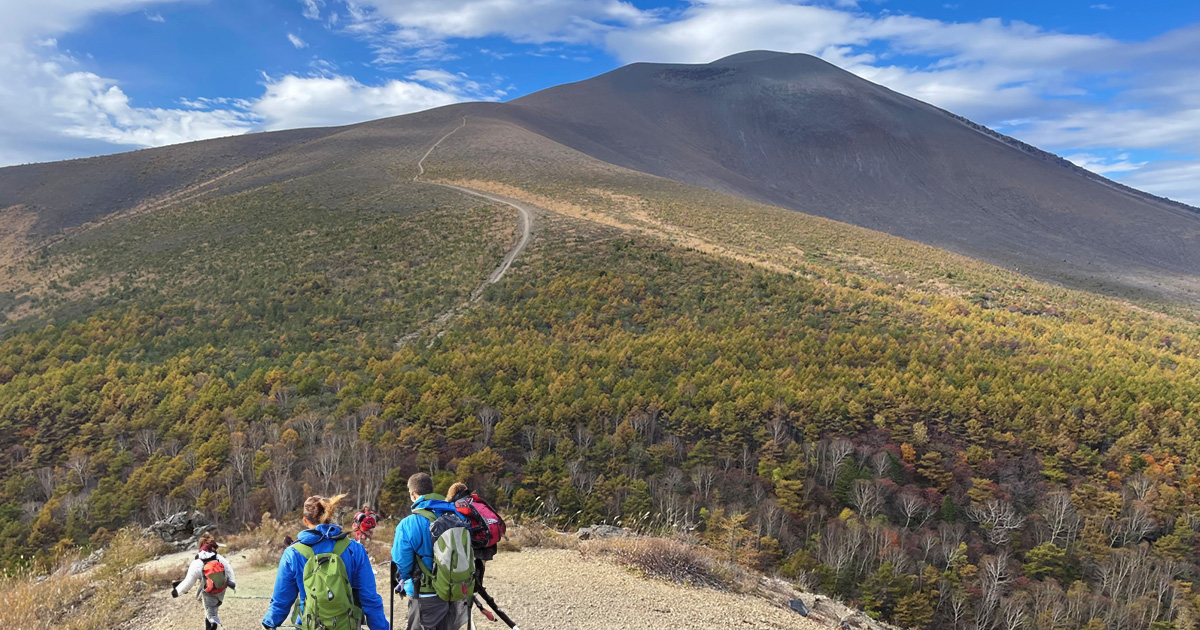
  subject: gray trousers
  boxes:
[200,591,224,623]
[406,596,470,630]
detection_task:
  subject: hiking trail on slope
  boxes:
[397,117,535,348]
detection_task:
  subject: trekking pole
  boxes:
[475,585,520,630]
[390,562,398,630]
[472,596,496,622]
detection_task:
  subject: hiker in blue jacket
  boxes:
[262,494,389,630]
[392,473,468,630]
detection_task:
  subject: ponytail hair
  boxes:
[302,494,348,525]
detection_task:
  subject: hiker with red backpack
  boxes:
[391,473,474,630]
[446,483,517,629]
[171,532,236,630]
[261,494,389,630]
[353,504,378,541]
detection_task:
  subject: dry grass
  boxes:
[497,523,577,553]
[583,536,751,594]
[0,529,172,630]
[222,512,292,554]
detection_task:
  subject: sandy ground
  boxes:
[128,547,821,630]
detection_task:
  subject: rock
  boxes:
[143,511,215,549]
[68,548,105,575]
[576,524,630,540]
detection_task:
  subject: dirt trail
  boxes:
[129,547,819,630]
[397,117,535,347]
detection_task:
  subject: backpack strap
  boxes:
[292,542,316,563]
[411,510,439,590]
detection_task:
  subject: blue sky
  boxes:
[2,0,1198,205]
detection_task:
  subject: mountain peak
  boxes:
[710,50,793,65]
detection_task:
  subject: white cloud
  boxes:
[252,71,491,130]
[335,0,655,63]
[1122,161,1200,207]
[300,0,323,20]
[1065,153,1147,175]
[288,32,308,49]
[145,12,165,22]
[0,1,185,40]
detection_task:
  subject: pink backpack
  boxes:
[454,493,506,550]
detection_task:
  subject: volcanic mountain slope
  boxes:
[4,52,1200,302]
[495,51,1200,298]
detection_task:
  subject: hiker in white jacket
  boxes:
[172,533,237,630]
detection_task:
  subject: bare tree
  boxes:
[850,479,884,520]
[575,425,594,451]
[148,494,185,522]
[477,406,498,447]
[314,445,342,494]
[999,593,1030,630]
[35,467,57,501]
[818,520,864,575]
[266,447,298,516]
[1125,473,1153,503]
[897,489,933,529]
[871,451,893,479]
[820,438,854,487]
[135,428,160,457]
[968,500,1026,546]
[977,552,1011,629]
[691,466,717,499]
[66,452,92,488]
[948,589,972,629]
[768,416,791,446]
[1037,491,1082,546]
[631,406,659,443]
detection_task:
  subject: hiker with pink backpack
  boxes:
[171,532,237,630]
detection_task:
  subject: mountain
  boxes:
[5,51,1200,630]
[5,52,1199,301]
[497,50,1200,297]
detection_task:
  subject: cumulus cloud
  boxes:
[251,71,494,130]
[335,0,654,63]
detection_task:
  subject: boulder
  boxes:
[576,524,629,540]
[144,511,215,549]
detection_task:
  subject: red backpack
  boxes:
[202,558,228,594]
[454,493,506,552]
[357,511,377,533]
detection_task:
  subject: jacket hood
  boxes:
[197,549,218,561]
[412,494,457,514]
[296,523,345,545]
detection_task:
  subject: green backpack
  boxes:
[293,537,364,630]
[414,510,476,602]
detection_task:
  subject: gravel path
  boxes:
[128,547,821,630]
[396,116,535,348]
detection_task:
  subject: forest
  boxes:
[3,177,1200,630]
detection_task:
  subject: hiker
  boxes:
[392,473,473,630]
[261,494,389,630]
[353,504,378,541]
[445,482,517,629]
[171,532,236,630]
